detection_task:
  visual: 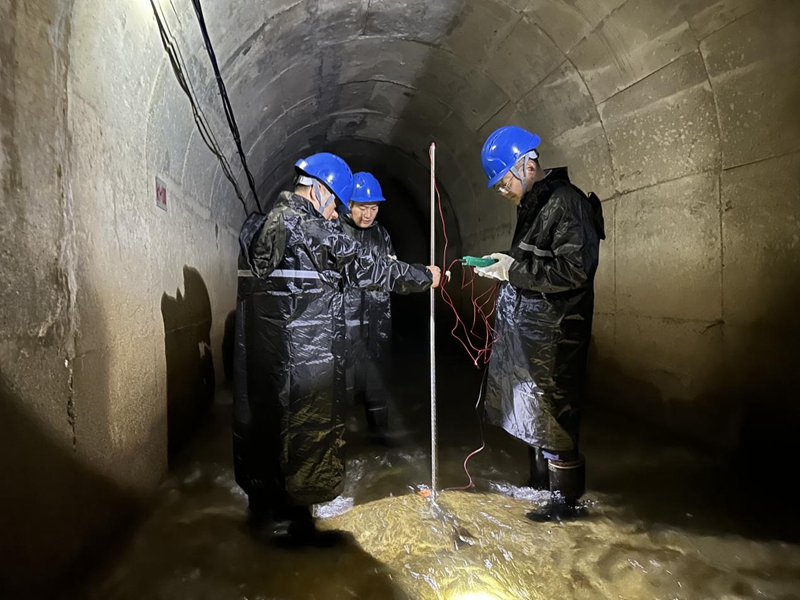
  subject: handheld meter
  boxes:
[461,256,498,268]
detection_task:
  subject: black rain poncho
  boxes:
[484,168,605,452]
[338,213,430,427]
[233,192,432,506]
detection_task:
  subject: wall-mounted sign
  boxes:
[156,177,167,211]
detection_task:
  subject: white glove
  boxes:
[474,253,514,281]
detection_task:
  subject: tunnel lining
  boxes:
[3,1,800,595]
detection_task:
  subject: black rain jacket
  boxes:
[338,213,430,403]
[233,192,432,505]
[484,168,605,452]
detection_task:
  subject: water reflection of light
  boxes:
[452,593,502,600]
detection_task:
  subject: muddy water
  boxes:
[74,348,800,599]
[324,490,800,599]
[76,413,800,599]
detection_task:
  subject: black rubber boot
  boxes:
[273,506,346,548]
[245,493,276,541]
[527,446,550,490]
[526,456,586,523]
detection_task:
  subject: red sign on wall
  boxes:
[156,177,167,211]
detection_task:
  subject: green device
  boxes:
[461,256,498,268]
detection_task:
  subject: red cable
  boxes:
[442,369,490,493]
[432,174,499,366]
[430,145,498,490]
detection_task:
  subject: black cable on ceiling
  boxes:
[190,0,262,213]
[149,0,252,216]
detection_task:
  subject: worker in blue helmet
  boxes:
[233,154,441,545]
[475,126,605,521]
[339,173,430,445]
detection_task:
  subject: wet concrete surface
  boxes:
[69,341,800,599]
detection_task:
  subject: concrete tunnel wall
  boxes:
[2,0,800,594]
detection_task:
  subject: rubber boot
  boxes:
[245,493,276,541]
[526,456,586,522]
[273,505,346,548]
[527,446,550,490]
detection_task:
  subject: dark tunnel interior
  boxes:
[2,0,800,598]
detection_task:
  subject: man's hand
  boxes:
[427,265,442,288]
[474,253,514,281]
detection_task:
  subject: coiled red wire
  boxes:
[430,145,499,490]
[432,167,499,366]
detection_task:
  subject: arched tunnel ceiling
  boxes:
[74,0,800,247]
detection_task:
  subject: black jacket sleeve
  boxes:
[379,226,431,295]
[320,221,432,293]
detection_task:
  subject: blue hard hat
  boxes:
[350,172,386,203]
[295,152,354,202]
[480,126,541,188]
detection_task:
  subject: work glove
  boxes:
[474,253,514,281]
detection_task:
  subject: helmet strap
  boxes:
[312,180,335,215]
[510,150,538,193]
[510,157,528,192]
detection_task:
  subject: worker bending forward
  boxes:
[475,127,604,521]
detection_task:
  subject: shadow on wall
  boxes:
[0,371,138,600]
[580,265,800,543]
[722,269,800,471]
[161,266,216,459]
[587,263,800,484]
[586,345,738,453]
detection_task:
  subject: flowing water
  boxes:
[73,349,800,599]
